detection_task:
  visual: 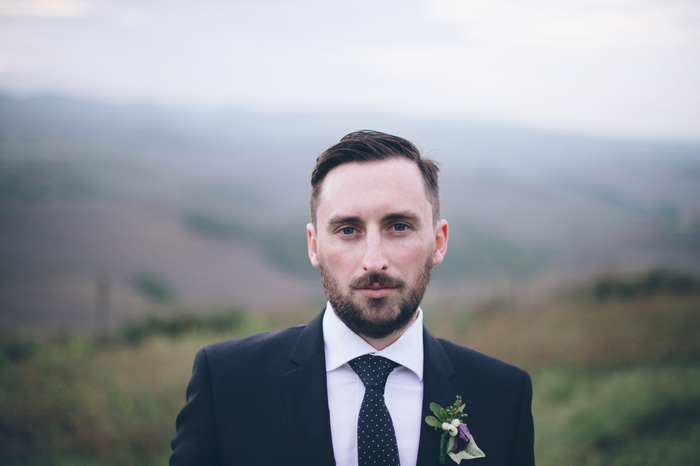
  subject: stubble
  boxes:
[319,256,433,339]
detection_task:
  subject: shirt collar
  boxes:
[323,301,424,381]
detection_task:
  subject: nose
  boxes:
[362,228,388,273]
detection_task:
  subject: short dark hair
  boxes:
[310,130,440,225]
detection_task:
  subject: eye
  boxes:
[340,226,356,235]
[391,223,408,232]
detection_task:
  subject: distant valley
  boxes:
[1,94,699,333]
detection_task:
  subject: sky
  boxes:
[1,0,699,141]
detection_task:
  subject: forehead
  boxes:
[315,158,431,222]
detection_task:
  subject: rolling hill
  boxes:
[1,94,699,332]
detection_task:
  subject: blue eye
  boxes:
[341,227,355,235]
[393,223,407,232]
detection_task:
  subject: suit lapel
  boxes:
[282,312,336,465]
[280,316,464,466]
[416,329,462,466]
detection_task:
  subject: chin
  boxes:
[360,297,401,318]
[348,300,417,339]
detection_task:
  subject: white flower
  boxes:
[451,419,461,427]
[448,425,458,436]
[441,422,451,431]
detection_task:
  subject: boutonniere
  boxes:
[425,396,485,464]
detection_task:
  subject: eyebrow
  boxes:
[327,216,361,230]
[384,212,421,225]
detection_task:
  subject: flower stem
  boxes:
[439,433,447,464]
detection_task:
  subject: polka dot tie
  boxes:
[348,355,401,466]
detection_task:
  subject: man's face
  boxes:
[307,158,448,340]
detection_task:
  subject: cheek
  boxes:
[388,242,434,269]
[317,243,359,271]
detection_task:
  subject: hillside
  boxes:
[1,94,700,333]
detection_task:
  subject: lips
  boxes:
[356,285,396,299]
[351,273,402,289]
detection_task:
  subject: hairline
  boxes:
[311,157,440,228]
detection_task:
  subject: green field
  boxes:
[1,272,699,465]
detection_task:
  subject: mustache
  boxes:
[350,273,404,289]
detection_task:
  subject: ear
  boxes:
[431,219,448,266]
[307,223,320,268]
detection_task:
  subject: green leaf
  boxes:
[457,403,465,413]
[430,402,444,419]
[425,416,442,428]
[440,407,449,422]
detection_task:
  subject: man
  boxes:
[170,131,534,465]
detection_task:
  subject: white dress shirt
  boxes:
[323,302,424,466]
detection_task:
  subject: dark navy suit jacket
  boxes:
[170,312,534,465]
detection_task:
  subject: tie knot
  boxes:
[349,355,399,390]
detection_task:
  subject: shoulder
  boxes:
[198,323,308,371]
[434,336,531,392]
[205,323,306,355]
[438,337,526,374]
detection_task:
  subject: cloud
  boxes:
[0,0,88,18]
[424,0,700,48]
[0,0,698,140]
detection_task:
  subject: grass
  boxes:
[0,336,200,466]
[533,364,700,465]
[0,310,289,466]
[1,272,699,465]
[447,289,700,371]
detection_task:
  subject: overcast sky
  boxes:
[1,0,699,141]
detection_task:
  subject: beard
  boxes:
[319,256,434,340]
